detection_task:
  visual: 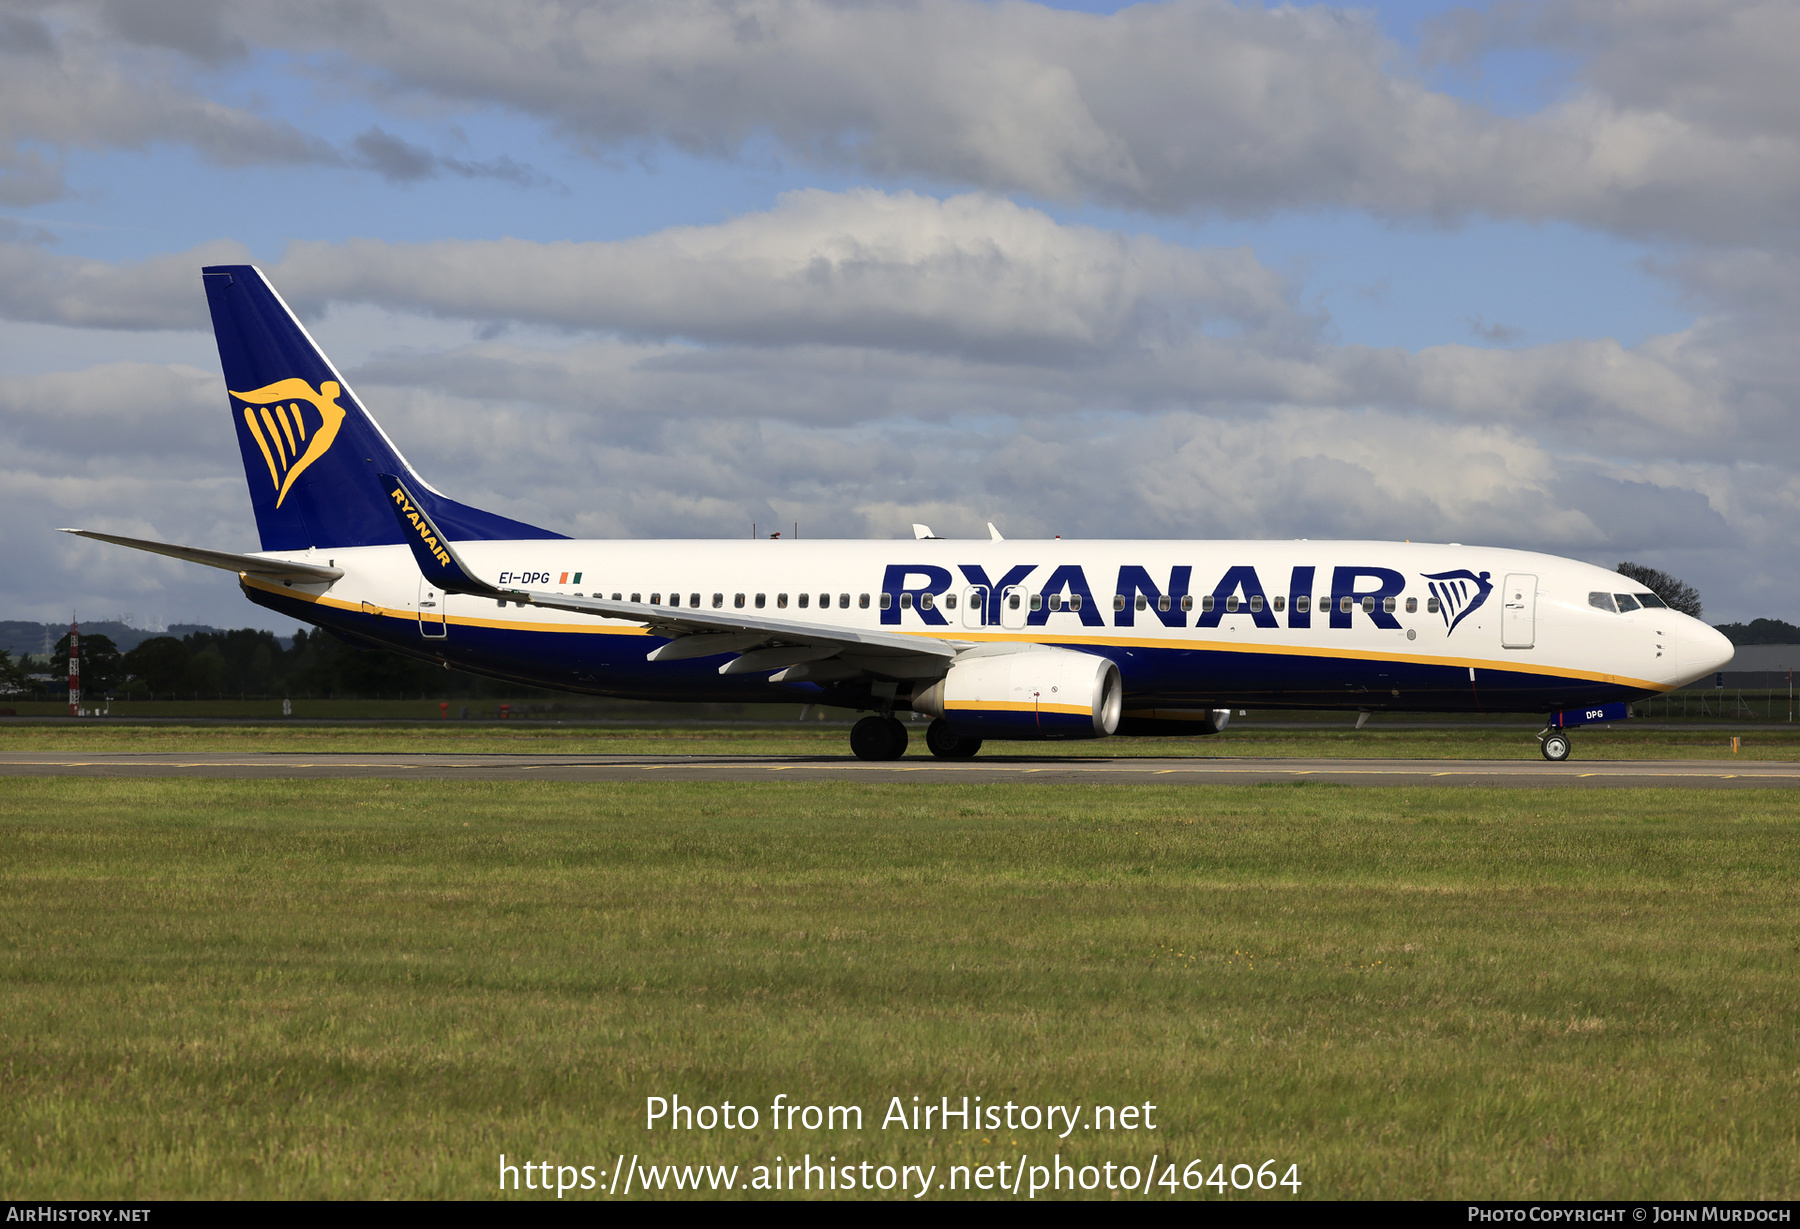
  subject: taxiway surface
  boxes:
[2,752,1796,787]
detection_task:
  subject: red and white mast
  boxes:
[67,616,79,716]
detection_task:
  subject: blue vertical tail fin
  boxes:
[202,264,562,551]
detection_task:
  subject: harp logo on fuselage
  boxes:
[1422,569,1493,636]
[231,379,348,508]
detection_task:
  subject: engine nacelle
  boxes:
[912,648,1123,740]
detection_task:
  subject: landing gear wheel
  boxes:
[1541,731,1572,762]
[884,716,909,758]
[851,715,907,761]
[925,718,982,759]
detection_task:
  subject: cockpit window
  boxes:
[1614,593,1641,612]
[1589,592,1617,613]
[1636,592,1667,609]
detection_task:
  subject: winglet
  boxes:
[988,522,1004,541]
[380,473,506,596]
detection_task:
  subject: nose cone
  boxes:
[1679,617,1735,682]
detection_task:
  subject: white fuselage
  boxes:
[241,537,1734,716]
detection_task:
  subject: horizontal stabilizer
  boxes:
[59,528,343,582]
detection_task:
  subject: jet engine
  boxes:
[911,648,1123,740]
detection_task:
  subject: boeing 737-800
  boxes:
[64,266,1734,761]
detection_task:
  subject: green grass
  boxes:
[5,719,1800,759]
[2,778,1796,1199]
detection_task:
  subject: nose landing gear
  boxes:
[1538,730,1572,761]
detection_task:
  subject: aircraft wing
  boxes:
[58,528,345,583]
[380,475,959,679]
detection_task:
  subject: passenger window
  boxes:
[1589,592,1616,612]
[633,593,644,603]
[755,593,766,609]
[690,593,701,608]
[733,593,744,608]
[880,593,891,610]
[819,593,829,608]
[496,599,506,607]
[648,592,659,604]
[778,593,788,609]
[1157,594,1171,612]
[1030,594,1043,611]
[1048,594,1062,612]
[1225,595,1239,613]
[1070,594,1083,611]
[921,593,935,611]
[1382,596,1395,614]
[1361,596,1375,613]
[1614,594,1640,612]
[1340,597,1353,613]
[859,593,870,609]
[1249,595,1263,613]
[1113,594,1126,611]
[1007,594,1020,610]
[1135,595,1148,611]
[839,593,850,609]
[1296,595,1309,613]
[612,592,622,601]
[1273,596,1284,613]
[1636,592,1667,609]
[799,593,810,608]
[1201,595,1215,612]
[1427,596,1440,614]
[1405,596,1416,613]
[899,594,911,610]
[1181,595,1193,612]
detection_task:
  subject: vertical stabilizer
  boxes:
[202,264,562,551]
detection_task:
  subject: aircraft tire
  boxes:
[925,718,982,759]
[1541,732,1571,762]
[884,716,910,758]
[851,715,906,761]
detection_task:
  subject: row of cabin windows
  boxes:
[1588,591,1669,613]
[503,590,1441,616]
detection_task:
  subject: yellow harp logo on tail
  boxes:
[230,379,348,508]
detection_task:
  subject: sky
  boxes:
[2,0,1797,634]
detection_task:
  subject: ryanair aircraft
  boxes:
[65,266,1733,762]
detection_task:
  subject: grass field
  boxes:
[3,718,1798,760]
[2,777,1795,1200]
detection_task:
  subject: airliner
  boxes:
[64,265,1734,762]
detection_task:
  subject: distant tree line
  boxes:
[14,628,558,701]
[1712,618,1800,646]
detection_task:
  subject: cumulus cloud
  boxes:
[0,186,1760,461]
[78,0,1764,241]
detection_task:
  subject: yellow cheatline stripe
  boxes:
[243,407,280,488]
[237,576,1668,690]
[946,700,1091,716]
[260,405,288,465]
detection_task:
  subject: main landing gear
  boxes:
[1538,729,1572,762]
[849,715,986,761]
[850,715,910,761]
[925,718,982,760]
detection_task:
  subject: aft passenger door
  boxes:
[1501,573,1535,649]
[418,578,447,638]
